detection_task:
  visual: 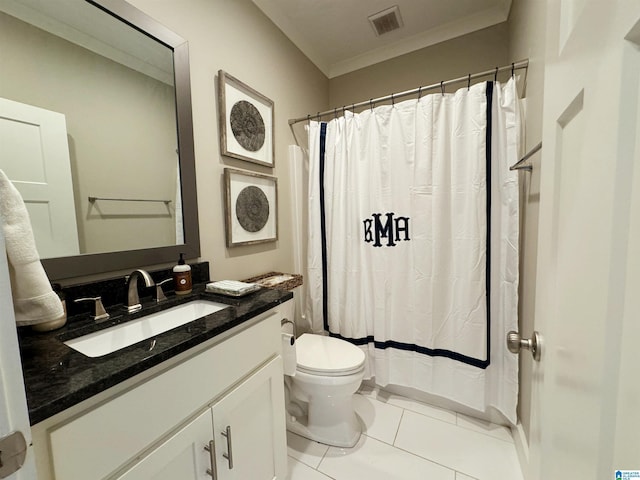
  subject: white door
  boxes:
[211,358,287,480]
[0,97,80,259]
[0,229,37,480]
[115,409,213,480]
[529,1,640,479]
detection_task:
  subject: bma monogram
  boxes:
[363,213,410,247]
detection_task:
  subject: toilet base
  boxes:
[286,411,361,448]
[287,388,362,448]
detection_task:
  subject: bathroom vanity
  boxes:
[20,287,293,480]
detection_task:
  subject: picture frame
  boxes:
[218,70,275,167]
[224,168,278,247]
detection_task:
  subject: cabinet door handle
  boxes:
[221,426,233,469]
[204,440,218,478]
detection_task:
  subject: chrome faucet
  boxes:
[126,269,155,313]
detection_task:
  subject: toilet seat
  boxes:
[296,334,365,377]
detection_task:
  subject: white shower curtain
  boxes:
[307,79,521,423]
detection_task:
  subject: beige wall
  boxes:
[125,0,329,281]
[329,23,510,110]
[507,0,547,443]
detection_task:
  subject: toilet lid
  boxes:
[296,334,365,375]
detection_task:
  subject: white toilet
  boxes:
[285,333,366,447]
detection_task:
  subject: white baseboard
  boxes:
[512,421,530,480]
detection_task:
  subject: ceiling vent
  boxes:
[368,5,404,36]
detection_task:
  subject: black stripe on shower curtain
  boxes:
[319,122,329,338]
[319,82,493,370]
[484,81,493,369]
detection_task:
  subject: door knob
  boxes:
[506,331,541,361]
[0,431,27,477]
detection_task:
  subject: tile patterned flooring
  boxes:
[286,386,524,480]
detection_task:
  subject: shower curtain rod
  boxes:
[288,59,529,126]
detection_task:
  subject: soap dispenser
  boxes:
[173,253,192,295]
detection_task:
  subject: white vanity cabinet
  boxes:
[114,408,213,480]
[31,301,291,480]
[116,358,284,480]
[210,358,284,480]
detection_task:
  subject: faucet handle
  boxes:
[155,278,173,303]
[74,297,110,321]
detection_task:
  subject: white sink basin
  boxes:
[64,300,229,357]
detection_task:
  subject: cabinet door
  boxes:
[116,409,214,480]
[211,357,287,480]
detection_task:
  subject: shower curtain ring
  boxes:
[316,111,320,121]
[418,86,422,99]
[467,73,471,90]
[370,98,374,111]
[391,93,395,106]
[511,62,515,78]
[494,67,498,82]
[334,107,338,119]
[440,81,445,96]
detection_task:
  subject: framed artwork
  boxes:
[218,70,274,167]
[224,168,278,247]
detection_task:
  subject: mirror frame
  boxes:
[41,0,200,280]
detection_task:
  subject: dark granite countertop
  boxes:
[18,284,292,425]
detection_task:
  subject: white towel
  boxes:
[0,170,63,325]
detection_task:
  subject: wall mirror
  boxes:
[0,0,199,280]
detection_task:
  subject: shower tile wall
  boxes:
[286,387,523,480]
